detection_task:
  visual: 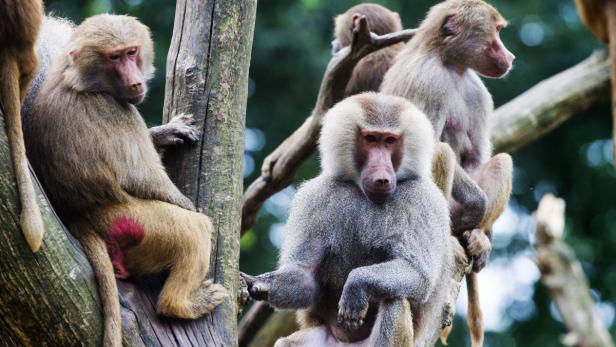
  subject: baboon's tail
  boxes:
[466,272,484,347]
[73,223,122,347]
[0,58,45,252]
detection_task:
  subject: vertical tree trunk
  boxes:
[162,0,256,345]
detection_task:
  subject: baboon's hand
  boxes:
[238,274,250,308]
[471,249,490,272]
[463,229,491,256]
[151,113,199,147]
[463,229,492,272]
[240,272,269,301]
[261,148,281,178]
[337,284,369,331]
[451,236,471,273]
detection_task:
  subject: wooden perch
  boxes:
[0,118,105,345]
[0,1,256,345]
[155,0,256,345]
[534,194,615,347]
[492,50,610,153]
[241,20,417,233]
[238,302,297,347]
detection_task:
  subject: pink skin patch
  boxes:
[445,117,461,131]
[105,216,145,279]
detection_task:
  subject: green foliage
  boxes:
[44,0,615,344]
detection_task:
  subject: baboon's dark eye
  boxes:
[385,137,397,144]
[366,135,377,143]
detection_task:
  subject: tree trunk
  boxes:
[0,0,256,345]
[160,0,256,346]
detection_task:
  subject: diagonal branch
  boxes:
[241,19,417,233]
[492,50,610,153]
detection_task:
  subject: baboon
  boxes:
[243,93,462,347]
[22,16,199,152]
[24,14,226,346]
[332,3,405,96]
[259,3,411,181]
[0,0,45,252]
[381,1,515,345]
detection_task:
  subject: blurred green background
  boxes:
[43,0,615,345]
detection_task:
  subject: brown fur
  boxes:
[432,142,456,198]
[333,4,405,96]
[24,14,226,346]
[0,0,45,252]
[575,0,608,43]
[381,1,515,346]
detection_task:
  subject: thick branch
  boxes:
[492,50,610,153]
[238,302,274,347]
[0,109,105,345]
[534,194,614,347]
[241,22,416,233]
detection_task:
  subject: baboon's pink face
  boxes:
[104,45,147,104]
[473,21,515,78]
[355,129,403,204]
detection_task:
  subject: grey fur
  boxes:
[244,94,456,346]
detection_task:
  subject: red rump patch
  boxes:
[105,216,145,279]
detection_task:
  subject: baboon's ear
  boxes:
[68,50,77,62]
[442,15,460,36]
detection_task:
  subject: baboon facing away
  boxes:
[381,0,515,345]
[0,0,45,252]
[332,3,405,97]
[25,14,226,346]
[243,93,462,347]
